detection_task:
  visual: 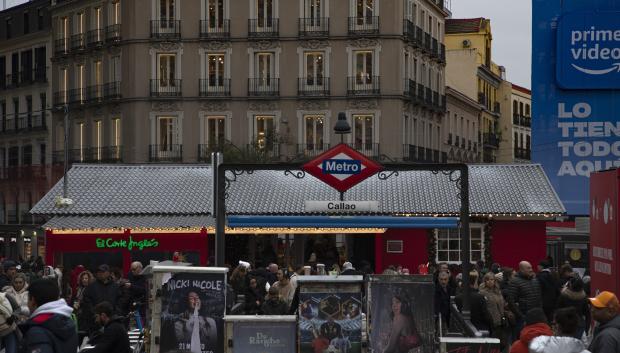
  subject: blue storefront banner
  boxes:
[532,0,620,215]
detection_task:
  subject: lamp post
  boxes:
[334,112,351,144]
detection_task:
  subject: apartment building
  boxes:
[445,18,503,163]
[501,84,531,163]
[49,0,449,164]
[0,0,53,259]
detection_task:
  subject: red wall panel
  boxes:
[380,229,429,273]
[491,221,547,270]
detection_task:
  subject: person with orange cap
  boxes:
[588,291,620,353]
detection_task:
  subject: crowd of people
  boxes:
[433,258,619,353]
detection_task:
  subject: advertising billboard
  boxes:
[532,0,620,215]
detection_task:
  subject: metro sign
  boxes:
[302,143,383,193]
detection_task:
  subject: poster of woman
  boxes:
[159,272,226,353]
[368,276,435,353]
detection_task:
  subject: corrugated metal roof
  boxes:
[446,18,485,34]
[43,215,215,230]
[31,163,566,219]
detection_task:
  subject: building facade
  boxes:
[501,84,531,163]
[49,0,449,164]
[444,86,481,163]
[0,0,54,259]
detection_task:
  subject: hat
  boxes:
[342,262,353,271]
[589,291,620,309]
[238,261,251,269]
[525,307,548,325]
[96,264,110,273]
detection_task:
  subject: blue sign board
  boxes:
[322,159,362,175]
[533,0,620,215]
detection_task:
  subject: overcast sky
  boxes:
[450,0,532,88]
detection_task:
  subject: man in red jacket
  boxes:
[509,308,553,353]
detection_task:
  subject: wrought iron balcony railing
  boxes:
[347,76,380,96]
[150,79,182,97]
[403,145,447,163]
[105,24,121,42]
[199,78,231,97]
[299,18,329,38]
[248,78,279,97]
[246,143,280,161]
[483,133,500,148]
[149,144,183,162]
[150,20,181,39]
[69,87,87,104]
[87,28,104,47]
[348,16,379,36]
[200,19,230,39]
[248,18,279,38]
[198,143,226,162]
[54,38,69,56]
[53,91,68,106]
[297,143,330,158]
[71,33,86,51]
[298,77,330,96]
[86,84,104,104]
[514,147,531,160]
[104,81,122,99]
[347,142,380,159]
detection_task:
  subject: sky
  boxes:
[1,0,27,10]
[450,0,532,89]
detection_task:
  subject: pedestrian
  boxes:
[244,277,264,315]
[271,270,294,310]
[556,276,590,340]
[80,264,120,335]
[434,262,458,293]
[479,272,508,350]
[0,261,18,290]
[434,271,453,332]
[261,287,288,315]
[86,301,131,353]
[18,279,78,353]
[126,262,146,319]
[341,262,362,276]
[537,260,560,322]
[229,264,248,300]
[0,289,18,353]
[456,271,492,332]
[509,308,552,353]
[558,264,574,289]
[4,273,29,323]
[506,261,543,336]
[588,291,620,353]
[529,307,590,353]
[267,263,279,285]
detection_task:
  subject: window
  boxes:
[303,0,324,21]
[255,52,274,83]
[304,52,324,86]
[39,143,46,165]
[6,18,12,39]
[60,68,68,101]
[303,115,324,150]
[23,12,29,34]
[12,98,19,127]
[160,0,175,23]
[157,116,179,151]
[76,64,85,101]
[354,0,375,22]
[206,0,225,28]
[76,12,84,34]
[253,115,275,149]
[112,1,121,25]
[22,145,32,166]
[207,54,225,86]
[204,116,226,146]
[94,7,102,33]
[76,122,85,161]
[110,56,121,83]
[37,8,44,30]
[354,51,373,84]
[256,0,274,27]
[353,114,374,151]
[94,120,103,159]
[111,118,121,147]
[157,54,176,87]
[525,104,530,117]
[436,225,484,263]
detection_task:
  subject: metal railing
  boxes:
[106,24,121,42]
[104,81,122,99]
[424,32,431,51]
[6,74,18,89]
[150,20,181,39]
[248,78,279,96]
[432,38,438,57]
[69,87,87,104]
[403,20,419,44]
[70,33,86,51]
[347,76,380,95]
[425,87,433,106]
[86,84,104,103]
[483,133,500,148]
[403,145,447,163]
[514,147,531,160]
[198,143,226,162]
[200,19,230,39]
[440,43,446,62]
[199,78,231,97]
[297,143,330,158]
[299,18,329,37]
[298,77,330,96]
[514,114,532,127]
[246,143,280,161]
[87,28,104,47]
[248,18,279,38]
[54,38,69,56]
[149,144,183,162]
[404,79,416,96]
[348,16,379,36]
[347,142,380,159]
[85,146,123,162]
[53,91,68,106]
[150,79,182,97]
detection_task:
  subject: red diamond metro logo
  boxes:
[302,143,383,193]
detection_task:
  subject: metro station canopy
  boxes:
[30,164,566,231]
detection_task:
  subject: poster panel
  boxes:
[232,321,296,353]
[368,276,435,353]
[160,272,226,353]
[298,286,363,353]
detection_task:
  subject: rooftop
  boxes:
[446,18,486,34]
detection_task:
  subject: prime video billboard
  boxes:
[533,0,620,215]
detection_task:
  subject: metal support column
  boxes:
[215,153,226,267]
[459,165,471,321]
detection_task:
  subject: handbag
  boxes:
[398,333,422,351]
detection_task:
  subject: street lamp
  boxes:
[334,112,351,144]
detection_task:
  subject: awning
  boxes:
[227,215,458,229]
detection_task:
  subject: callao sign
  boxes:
[302,143,383,193]
[533,0,620,215]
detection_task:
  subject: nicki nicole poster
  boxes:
[159,272,226,353]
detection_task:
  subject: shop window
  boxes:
[435,225,484,264]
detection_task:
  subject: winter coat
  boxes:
[434,283,453,325]
[87,316,131,353]
[271,281,294,308]
[456,288,492,331]
[537,270,559,318]
[588,314,620,353]
[506,272,543,319]
[0,292,16,336]
[509,323,553,353]
[261,297,289,315]
[244,287,265,315]
[556,287,590,330]
[480,283,506,328]
[4,285,30,320]
[529,335,590,353]
[81,278,120,332]
[18,299,78,353]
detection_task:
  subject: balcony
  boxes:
[71,33,86,51]
[248,78,279,97]
[85,146,123,162]
[198,143,226,162]
[432,38,438,57]
[478,92,487,106]
[16,114,44,131]
[86,84,104,104]
[514,115,532,128]
[54,38,69,56]
[347,142,380,159]
[483,133,500,148]
[417,83,425,103]
[298,77,330,97]
[404,79,416,97]
[425,87,433,106]
[5,73,18,89]
[199,78,231,97]
[424,32,431,52]
[348,16,379,36]
[514,147,531,160]
[439,43,446,62]
[248,18,279,38]
[200,19,230,39]
[69,87,87,105]
[447,133,452,145]
[150,79,182,97]
[297,143,330,158]
[5,119,15,131]
[347,76,380,96]
[246,143,280,161]
[149,144,183,162]
[87,28,104,48]
[105,24,121,42]
[403,145,447,163]
[483,150,496,163]
[53,91,68,107]
[493,102,501,114]
[299,18,329,38]
[150,20,181,39]
[403,20,421,45]
[104,81,122,99]
[513,113,519,125]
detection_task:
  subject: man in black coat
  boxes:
[81,264,121,334]
[88,301,131,353]
[456,272,492,332]
[435,271,454,331]
[506,261,543,334]
[536,260,559,322]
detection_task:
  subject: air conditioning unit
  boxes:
[462,39,472,48]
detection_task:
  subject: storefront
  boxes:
[32,163,565,274]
